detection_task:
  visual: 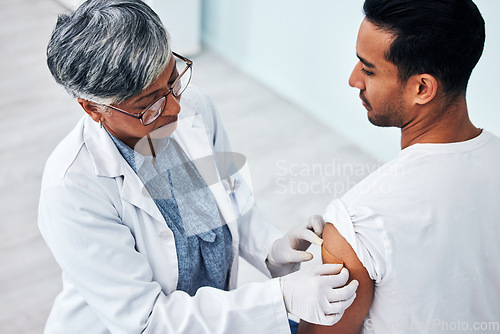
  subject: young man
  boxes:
[299,0,500,333]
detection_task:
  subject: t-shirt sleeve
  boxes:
[323,198,389,284]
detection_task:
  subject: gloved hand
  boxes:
[267,215,325,276]
[280,264,358,325]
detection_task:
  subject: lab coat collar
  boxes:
[82,93,200,179]
[82,92,236,225]
[172,97,239,226]
[83,115,125,178]
[82,115,164,223]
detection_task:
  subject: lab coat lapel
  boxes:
[83,116,165,224]
[173,99,238,227]
[120,164,166,224]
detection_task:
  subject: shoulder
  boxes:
[182,85,219,124]
[482,130,500,154]
[41,117,88,187]
[341,153,416,207]
[40,117,118,201]
[344,131,500,206]
[180,85,229,149]
[39,136,122,243]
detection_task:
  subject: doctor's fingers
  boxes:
[294,228,323,247]
[319,267,350,287]
[323,291,357,317]
[324,279,359,303]
[287,249,314,263]
[306,214,326,236]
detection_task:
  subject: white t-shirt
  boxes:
[324,130,500,334]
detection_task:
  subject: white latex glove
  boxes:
[267,215,325,276]
[280,264,358,326]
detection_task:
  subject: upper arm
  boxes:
[298,222,374,334]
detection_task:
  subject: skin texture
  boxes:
[78,54,181,149]
[348,20,408,129]
[298,223,373,334]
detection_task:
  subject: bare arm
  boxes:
[298,223,374,334]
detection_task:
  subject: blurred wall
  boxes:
[56,0,201,55]
[153,0,202,56]
[201,0,500,162]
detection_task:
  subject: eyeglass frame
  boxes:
[100,52,193,126]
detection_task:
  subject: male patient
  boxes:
[299,0,500,333]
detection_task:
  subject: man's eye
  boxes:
[361,68,374,76]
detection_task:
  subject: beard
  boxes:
[362,91,406,128]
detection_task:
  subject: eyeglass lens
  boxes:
[142,98,166,125]
[141,59,192,125]
[172,61,192,97]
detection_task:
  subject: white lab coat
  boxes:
[38,86,291,334]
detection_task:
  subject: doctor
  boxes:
[38,0,358,333]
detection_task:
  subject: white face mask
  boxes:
[148,121,178,139]
[132,121,177,157]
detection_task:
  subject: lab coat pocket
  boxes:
[223,172,254,218]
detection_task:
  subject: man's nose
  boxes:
[348,61,365,90]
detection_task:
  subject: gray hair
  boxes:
[47,0,171,104]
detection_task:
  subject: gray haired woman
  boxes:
[38,0,358,332]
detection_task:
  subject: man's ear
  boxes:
[77,98,102,123]
[409,74,438,106]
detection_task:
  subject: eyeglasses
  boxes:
[102,52,193,126]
